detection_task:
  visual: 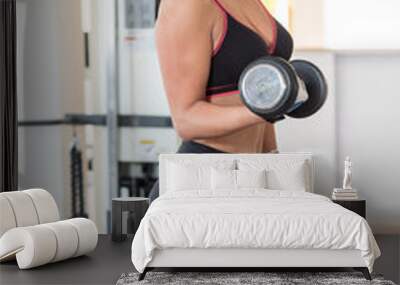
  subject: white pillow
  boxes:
[211,169,267,190]
[211,169,236,190]
[237,169,267,189]
[166,160,235,192]
[238,159,309,191]
[268,165,307,191]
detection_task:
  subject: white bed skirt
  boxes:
[148,248,366,268]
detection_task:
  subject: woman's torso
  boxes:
[194,0,294,153]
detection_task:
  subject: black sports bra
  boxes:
[206,0,294,97]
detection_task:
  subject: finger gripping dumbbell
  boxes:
[239,56,328,123]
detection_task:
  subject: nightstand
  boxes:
[332,199,366,218]
[112,197,149,242]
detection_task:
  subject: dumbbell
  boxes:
[239,56,328,123]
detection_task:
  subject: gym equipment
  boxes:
[70,134,88,218]
[239,57,328,123]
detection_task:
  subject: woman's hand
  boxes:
[156,0,265,141]
[244,106,266,125]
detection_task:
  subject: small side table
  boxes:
[332,199,366,218]
[112,197,149,242]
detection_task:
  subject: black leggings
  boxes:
[148,141,225,203]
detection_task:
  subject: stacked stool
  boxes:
[0,189,98,269]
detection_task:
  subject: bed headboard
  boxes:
[159,153,314,195]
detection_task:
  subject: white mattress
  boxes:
[131,190,380,273]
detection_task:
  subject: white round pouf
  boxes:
[24,189,59,223]
[0,195,17,237]
[0,192,39,227]
[0,218,98,269]
[0,226,57,269]
[66,218,98,257]
[0,189,98,269]
[43,221,79,262]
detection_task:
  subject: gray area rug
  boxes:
[117,272,396,285]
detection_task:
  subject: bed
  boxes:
[131,153,380,280]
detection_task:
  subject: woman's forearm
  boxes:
[173,101,264,140]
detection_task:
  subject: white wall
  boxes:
[335,52,400,233]
[290,0,325,49]
[277,51,336,198]
[324,0,400,50]
[291,0,400,50]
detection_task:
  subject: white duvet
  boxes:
[131,190,380,273]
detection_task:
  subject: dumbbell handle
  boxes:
[265,76,310,123]
[287,76,309,113]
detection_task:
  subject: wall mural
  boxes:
[262,0,292,31]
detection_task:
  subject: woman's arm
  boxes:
[263,123,278,152]
[156,0,263,141]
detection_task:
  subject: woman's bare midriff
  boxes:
[195,94,277,153]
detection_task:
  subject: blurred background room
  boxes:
[15,0,400,281]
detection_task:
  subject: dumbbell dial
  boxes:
[239,57,299,123]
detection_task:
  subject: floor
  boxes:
[0,235,134,285]
[1,235,399,285]
[374,235,400,284]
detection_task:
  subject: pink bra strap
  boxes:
[212,0,228,14]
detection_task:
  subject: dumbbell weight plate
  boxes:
[287,60,328,118]
[239,57,299,122]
